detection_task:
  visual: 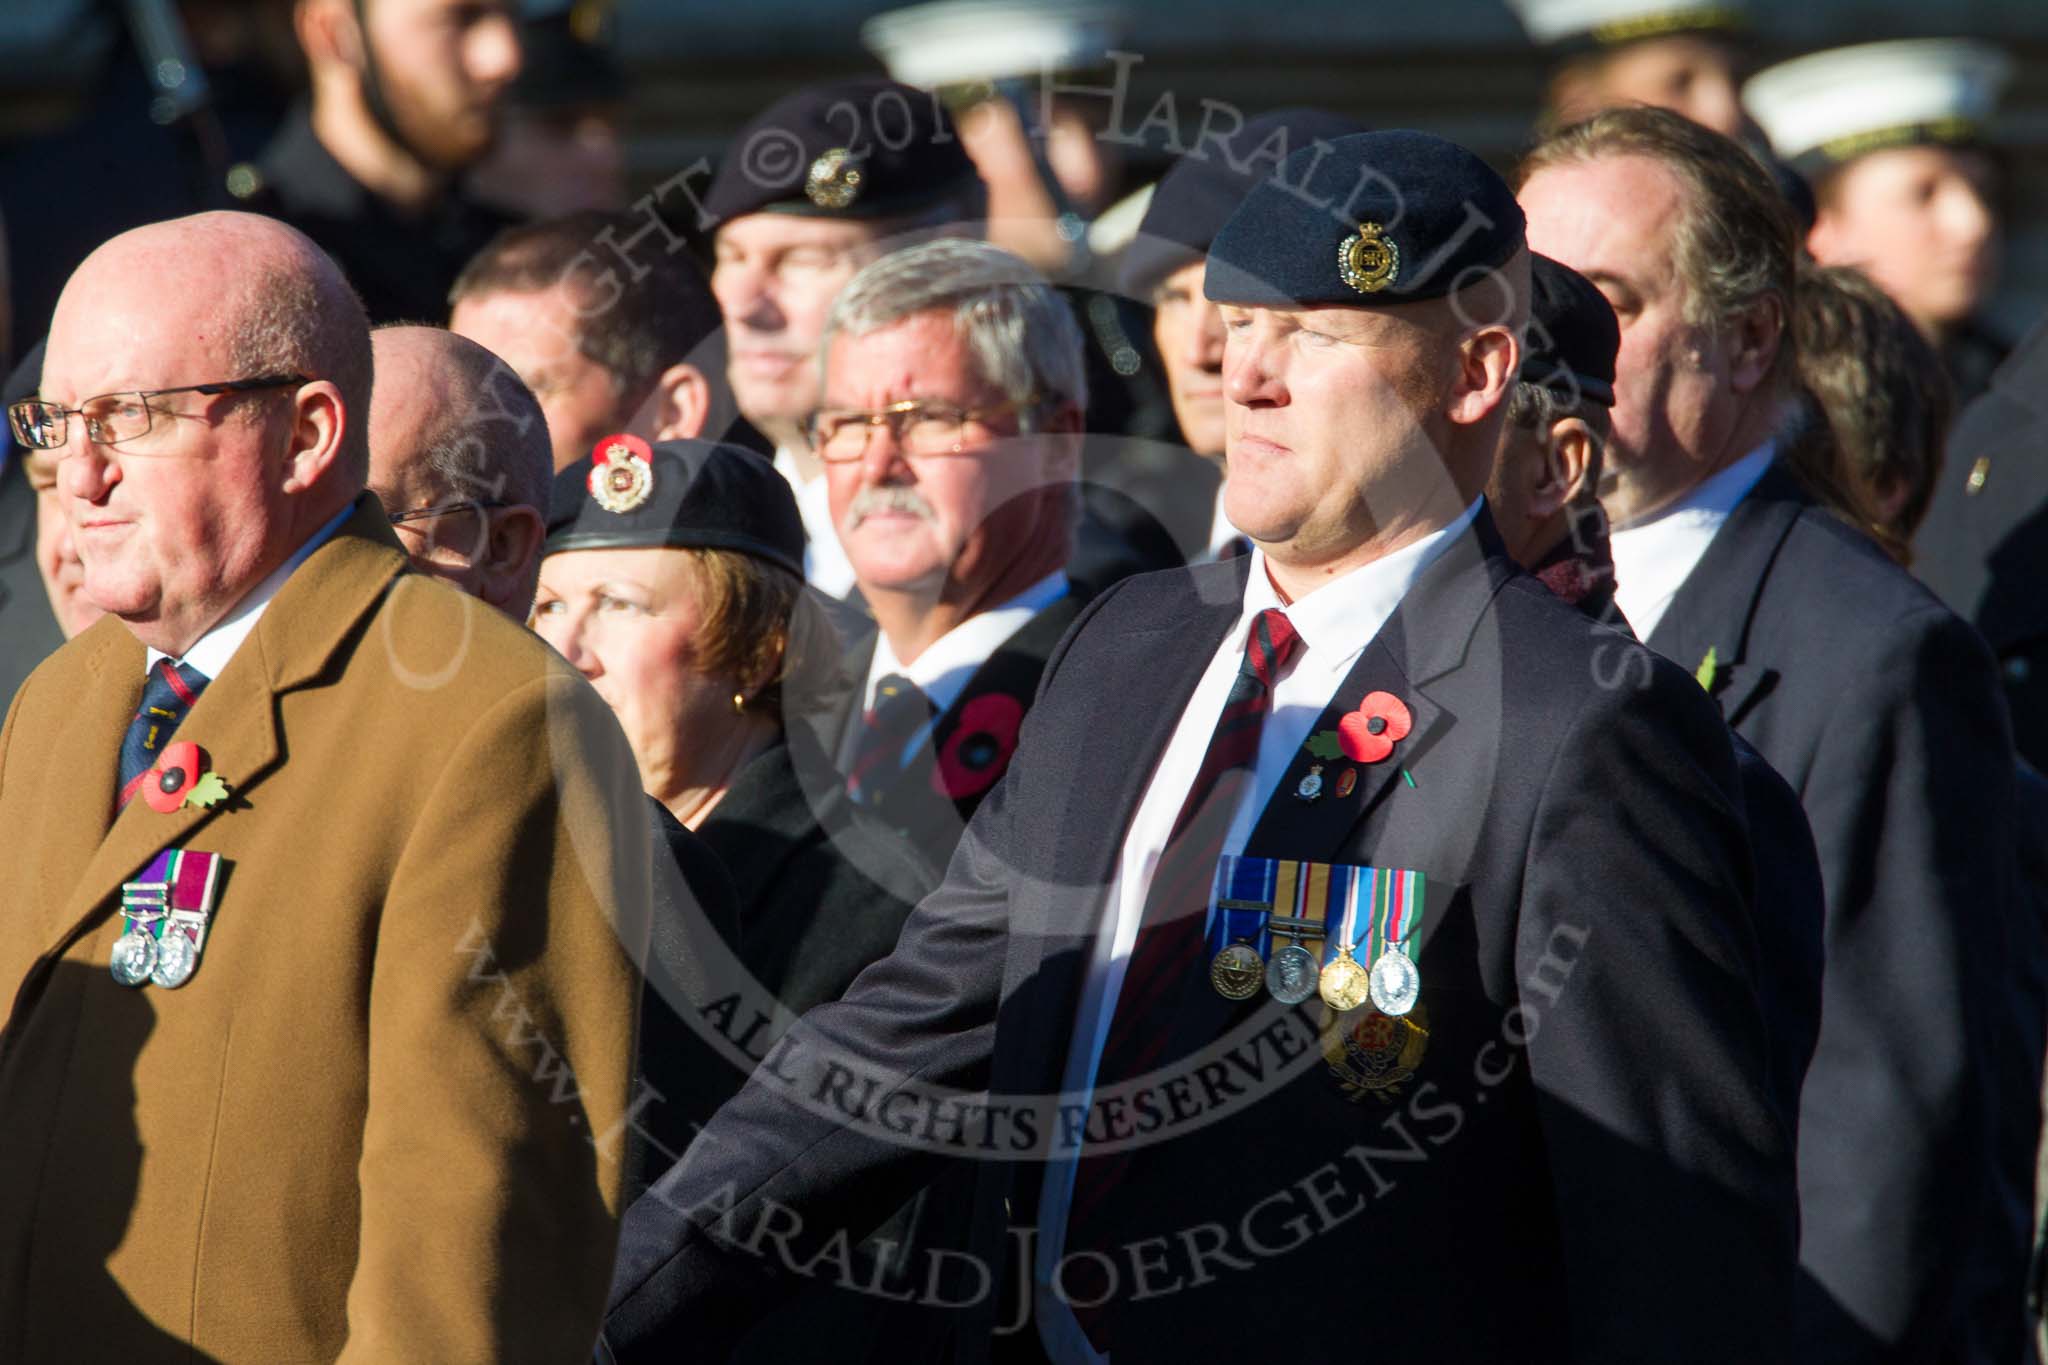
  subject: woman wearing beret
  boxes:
[533,436,936,1141]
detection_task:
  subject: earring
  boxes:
[732,692,746,715]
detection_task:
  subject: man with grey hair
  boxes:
[814,237,1088,866]
[0,210,649,1360]
[368,324,552,616]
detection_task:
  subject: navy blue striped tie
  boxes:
[117,659,210,808]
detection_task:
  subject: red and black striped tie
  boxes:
[1065,607,1300,1308]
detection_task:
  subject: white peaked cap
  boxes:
[1746,38,2013,168]
[862,1,1124,88]
[1505,0,1747,48]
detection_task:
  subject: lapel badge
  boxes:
[1333,766,1357,799]
[805,148,865,210]
[1337,221,1400,295]
[1295,762,1325,803]
[589,434,655,514]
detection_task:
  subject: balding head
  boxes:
[368,325,552,617]
[41,211,371,656]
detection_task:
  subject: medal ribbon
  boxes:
[1378,868,1426,962]
[163,850,224,960]
[119,848,181,947]
[1209,855,1278,960]
[1326,866,1375,968]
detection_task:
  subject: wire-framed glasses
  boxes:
[7,373,311,451]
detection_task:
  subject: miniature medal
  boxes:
[1211,942,1265,1000]
[110,927,160,987]
[1368,950,1421,1017]
[1319,946,1370,1012]
[151,929,200,989]
[1267,942,1321,1004]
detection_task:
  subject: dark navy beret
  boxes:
[1120,108,1370,299]
[1522,254,1619,407]
[706,78,983,225]
[546,434,806,578]
[1204,130,1526,307]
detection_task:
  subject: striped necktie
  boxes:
[117,659,210,808]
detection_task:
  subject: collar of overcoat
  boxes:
[31,494,408,955]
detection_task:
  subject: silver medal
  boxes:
[150,931,199,989]
[110,930,159,988]
[1368,949,1421,1017]
[1265,943,1321,1004]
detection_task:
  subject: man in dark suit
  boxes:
[811,239,1093,870]
[1491,252,1826,1123]
[606,129,1795,1365]
[1521,106,2037,1363]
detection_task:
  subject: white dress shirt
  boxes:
[842,572,1070,771]
[1608,443,1775,641]
[1033,498,1480,1363]
[145,505,353,679]
[771,446,858,600]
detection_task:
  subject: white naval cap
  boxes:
[1505,0,1747,51]
[861,0,1123,88]
[1745,38,2012,174]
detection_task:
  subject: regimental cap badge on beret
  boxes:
[589,433,655,514]
[1338,222,1400,295]
[805,148,865,210]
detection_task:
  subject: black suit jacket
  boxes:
[1645,462,2040,1364]
[818,590,1090,870]
[0,454,63,711]
[609,511,1796,1364]
[1915,323,2048,772]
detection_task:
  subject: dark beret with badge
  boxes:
[1523,254,1619,408]
[1119,108,1370,299]
[1204,129,1526,308]
[546,434,806,578]
[704,78,984,225]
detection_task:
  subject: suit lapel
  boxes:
[1646,462,1806,727]
[1002,565,1248,1094]
[41,497,407,959]
[32,621,144,944]
[1243,509,1515,866]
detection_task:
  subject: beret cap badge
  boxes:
[805,148,865,210]
[1338,221,1400,294]
[588,434,655,514]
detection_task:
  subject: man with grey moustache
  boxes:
[813,238,1088,869]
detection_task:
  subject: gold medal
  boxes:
[1210,942,1265,1000]
[1319,945,1370,1012]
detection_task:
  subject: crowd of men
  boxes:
[1,0,2045,1361]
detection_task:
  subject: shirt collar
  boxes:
[147,505,355,679]
[867,571,1069,717]
[1240,497,1482,668]
[1618,441,1776,535]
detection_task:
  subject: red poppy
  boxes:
[1337,691,1411,764]
[931,694,1025,800]
[143,741,207,814]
